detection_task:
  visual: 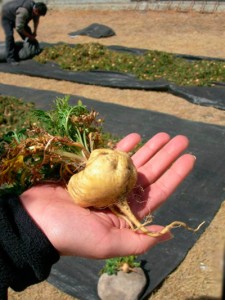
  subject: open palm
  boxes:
[20,132,195,258]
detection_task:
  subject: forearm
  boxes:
[0,194,59,298]
[33,18,39,36]
[18,28,35,39]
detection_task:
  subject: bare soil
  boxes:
[1,8,224,300]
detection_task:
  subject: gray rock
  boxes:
[97,267,147,300]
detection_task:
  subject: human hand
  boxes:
[25,33,37,42]
[20,132,195,258]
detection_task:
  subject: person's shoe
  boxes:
[10,61,19,66]
[7,58,19,66]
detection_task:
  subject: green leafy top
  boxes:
[33,96,103,152]
[0,97,104,195]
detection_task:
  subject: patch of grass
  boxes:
[35,42,225,86]
[0,96,36,137]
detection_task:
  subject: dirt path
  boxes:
[1,8,224,300]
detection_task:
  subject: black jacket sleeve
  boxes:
[0,194,60,299]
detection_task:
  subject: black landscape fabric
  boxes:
[68,23,116,38]
[0,43,225,110]
[0,83,225,299]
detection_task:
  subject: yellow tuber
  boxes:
[68,148,204,237]
[68,149,137,209]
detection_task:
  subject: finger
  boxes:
[137,154,196,218]
[98,225,173,258]
[137,135,190,187]
[116,133,141,152]
[132,132,171,168]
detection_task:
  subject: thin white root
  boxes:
[133,218,154,232]
[138,220,206,237]
[114,198,205,237]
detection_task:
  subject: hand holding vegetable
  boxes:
[20,132,196,258]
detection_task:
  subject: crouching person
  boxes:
[1,0,47,64]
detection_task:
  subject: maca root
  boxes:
[68,148,204,237]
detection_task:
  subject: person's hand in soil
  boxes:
[20,132,195,258]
